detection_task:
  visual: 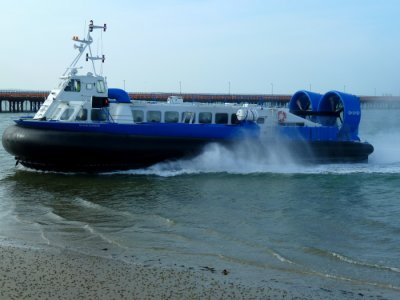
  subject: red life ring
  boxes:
[278,111,287,123]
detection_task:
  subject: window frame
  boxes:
[198,112,212,124]
[132,110,144,123]
[215,113,228,124]
[147,110,162,122]
[165,111,179,123]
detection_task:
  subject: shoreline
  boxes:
[0,244,295,299]
[1,243,399,299]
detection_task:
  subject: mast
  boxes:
[63,20,107,77]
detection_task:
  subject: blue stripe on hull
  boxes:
[15,119,260,140]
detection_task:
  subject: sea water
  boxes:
[0,109,399,298]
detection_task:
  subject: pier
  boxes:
[1,90,399,113]
[0,91,47,113]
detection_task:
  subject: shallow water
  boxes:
[0,109,399,296]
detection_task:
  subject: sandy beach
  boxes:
[0,244,398,300]
[0,244,296,300]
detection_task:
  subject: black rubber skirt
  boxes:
[2,125,210,172]
[2,125,374,173]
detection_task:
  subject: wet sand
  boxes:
[0,244,397,299]
[0,245,293,300]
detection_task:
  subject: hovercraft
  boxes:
[2,21,373,173]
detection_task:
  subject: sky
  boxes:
[1,0,399,96]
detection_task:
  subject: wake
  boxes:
[115,135,400,177]
[111,110,400,177]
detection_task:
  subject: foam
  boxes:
[114,138,400,177]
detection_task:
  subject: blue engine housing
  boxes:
[287,90,361,142]
[108,88,131,103]
[318,91,361,141]
[289,90,322,114]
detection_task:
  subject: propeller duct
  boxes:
[289,90,322,117]
[318,91,361,141]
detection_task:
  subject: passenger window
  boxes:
[182,112,194,123]
[96,80,106,93]
[91,109,107,121]
[51,107,62,119]
[215,113,228,124]
[199,112,212,124]
[132,110,144,122]
[64,79,81,92]
[257,117,265,124]
[60,108,74,120]
[147,111,161,122]
[76,108,88,121]
[165,111,179,123]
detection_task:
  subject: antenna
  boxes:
[89,20,107,32]
[64,20,107,77]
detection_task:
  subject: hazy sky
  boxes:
[1,0,399,96]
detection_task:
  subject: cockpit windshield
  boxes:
[64,79,81,92]
[96,80,106,93]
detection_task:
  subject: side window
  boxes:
[257,117,265,124]
[215,113,228,124]
[76,108,88,121]
[182,112,194,123]
[199,112,212,124]
[60,108,74,120]
[50,107,62,119]
[132,110,144,122]
[165,111,179,123]
[96,80,106,93]
[91,109,107,121]
[64,79,81,92]
[147,111,161,122]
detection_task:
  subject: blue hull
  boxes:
[2,120,260,172]
[2,119,373,172]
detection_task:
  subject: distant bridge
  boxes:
[0,90,399,113]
